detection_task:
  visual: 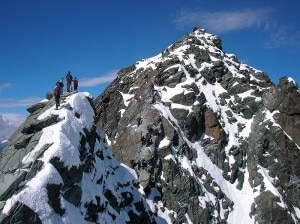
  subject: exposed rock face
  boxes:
[94,29,300,223]
[263,77,300,146]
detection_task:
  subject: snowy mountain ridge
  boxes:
[0,28,299,224]
[0,92,163,223]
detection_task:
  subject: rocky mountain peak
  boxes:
[94,28,300,223]
[0,28,299,224]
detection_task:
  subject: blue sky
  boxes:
[1,0,300,125]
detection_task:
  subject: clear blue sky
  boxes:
[1,0,300,124]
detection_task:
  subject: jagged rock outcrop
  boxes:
[94,29,300,223]
[263,77,300,146]
[0,92,160,224]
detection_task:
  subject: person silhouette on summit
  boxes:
[73,77,78,91]
[56,78,64,94]
[66,71,73,92]
[53,83,61,110]
[193,25,199,31]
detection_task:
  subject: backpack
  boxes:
[54,87,60,96]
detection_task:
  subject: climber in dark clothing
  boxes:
[66,71,73,92]
[53,84,61,110]
[136,116,143,126]
[138,158,147,170]
[148,124,159,136]
[141,133,146,145]
[193,25,199,32]
[145,132,152,146]
[73,77,78,91]
[150,95,156,104]
[155,61,163,70]
[56,78,64,94]
[149,83,155,95]
[155,74,162,86]
[130,160,137,169]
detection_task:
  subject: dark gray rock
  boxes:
[254,191,294,224]
[21,114,58,134]
[47,183,65,215]
[170,91,196,106]
[63,185,82,206]
[0,202,42,224]
[26,102,47,114]
[46,92,53,100]
[49,157,83,188]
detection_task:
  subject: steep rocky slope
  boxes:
[94,29,300,223]
[0,92,161,223]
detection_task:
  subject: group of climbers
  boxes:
[53,71,79,110]
[66,71,78,92]
[140,132,152,147]
[129,113,161,171]
[140,123,159,147]
[130,64,168,170]
[130,158,147,170]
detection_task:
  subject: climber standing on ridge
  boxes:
[56,78,64,94]
[73,77,78,91]
[53,83,61,110]
[66,71,73,92]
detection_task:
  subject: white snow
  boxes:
[158,137,171,149]
[119,109,126,117]
[119,91,135,107]
[257,165,287,209]
[2,92,161,224]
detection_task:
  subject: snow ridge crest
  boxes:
[0,92,159,223]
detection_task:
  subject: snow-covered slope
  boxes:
[94,28,300,223]
[0,92,162,223]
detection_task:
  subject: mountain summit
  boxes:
[94,28,300,223]
[0,28,299,224]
